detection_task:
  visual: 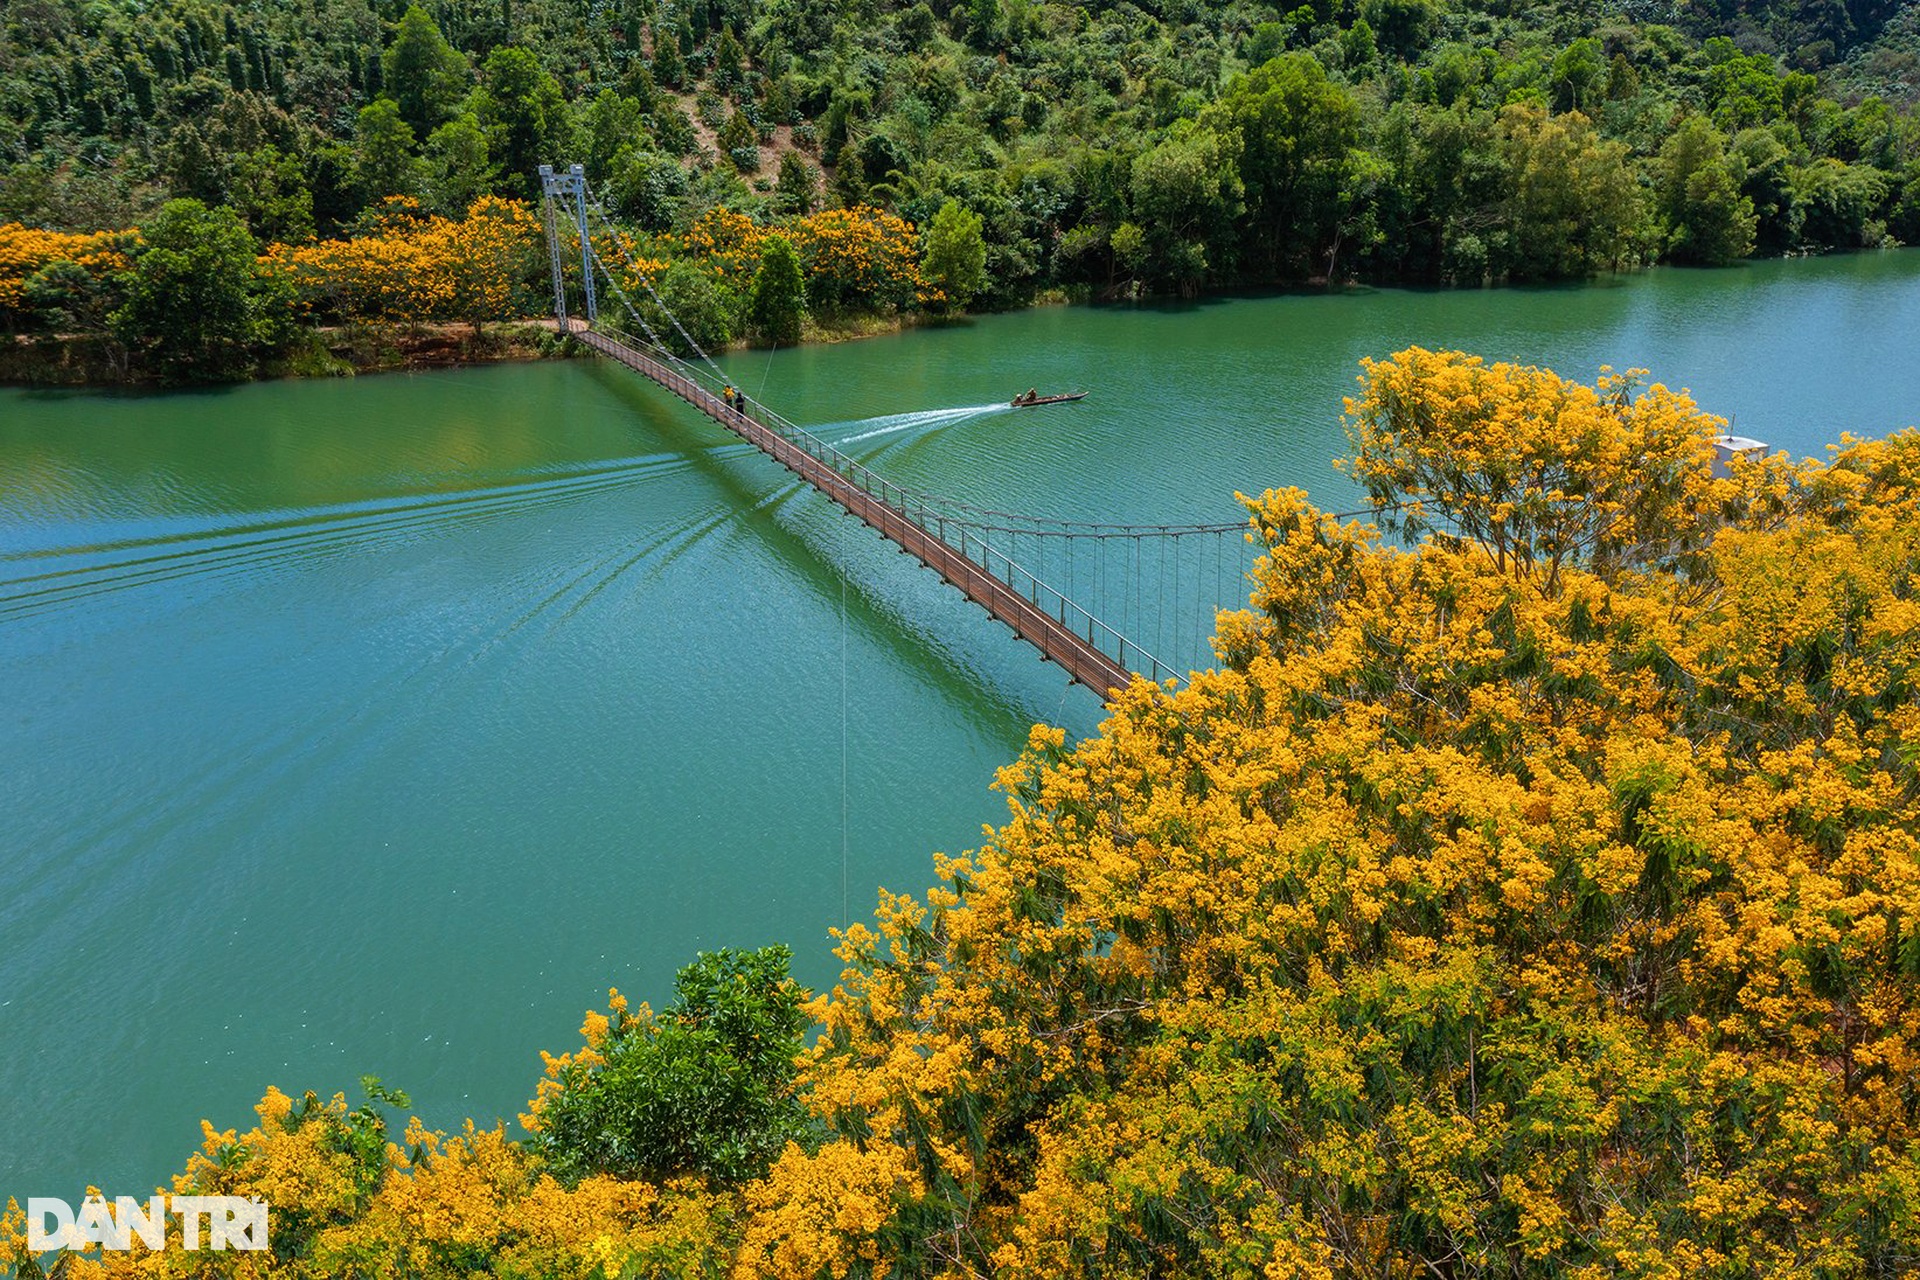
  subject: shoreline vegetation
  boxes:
[0,308,960,389]
[4,0,1918,387]
[7,350,1919,1276]
[0,198,1909,389]
[0,195,969,387]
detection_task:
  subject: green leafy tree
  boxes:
[306,141,362,238]
[382,6,470,139]
[1731,126,1800,251]
[1791,158,1891,248]
[112,199,267,384]
[895,4,938,49]
[652,103,697,156]
[1244,21,1289,65]
[1658,116,1756,265]
[1496,102,1644,278]
[424,113,499,215]
[967,0,1003,49]
[620,60,657,110]
[230,144,315,243]
[1342,18,1378,71]
[1607,52,1641,100]
[1127,121,1244,293]
[1550,37,1606,114]
[652,26,685,89]
[775,149,818,215]
[580,89,649,179]
[830,142,867,207]
[1891,165,1920,245]
[354,97,424,200]
[748,233,805,343]
[921,198,986,311]
[1361,0,1435,59]
[717,109,759,171]
[476,46,574,195]
[609,148,688,229]
[1207,53,1357,278]
[160,120,226,207]
[1703,47,1800,132]
[711,26,746,93]
[22,255,128,338]
[533,946,808,1184]
[629,260,735,353]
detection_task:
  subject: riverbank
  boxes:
[0,306,979,389]
[0,321,572,388]
[3,245,1905,392]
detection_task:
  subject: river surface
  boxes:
[4,249,1918,1199]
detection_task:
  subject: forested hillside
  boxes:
[3,0,1917,305]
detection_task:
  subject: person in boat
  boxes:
[1019,387,1038,405]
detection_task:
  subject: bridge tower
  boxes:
[538,163,596,332]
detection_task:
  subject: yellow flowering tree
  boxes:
[0,224,135,333]
[772,377,1920,1276]
[665,205,930,320]
[269,196,542,330]
[786,207,927,313]
[1344,347,1730,592]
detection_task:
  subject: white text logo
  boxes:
[26,1196,268,1252]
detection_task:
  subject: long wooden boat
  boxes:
[1011,391,1089,407]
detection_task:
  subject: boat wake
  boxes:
[0,453,697,621]
[823,403,1010,447]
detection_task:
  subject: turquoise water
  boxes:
[3,248,1917,1200]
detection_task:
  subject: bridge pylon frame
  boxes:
[538,163,596,332]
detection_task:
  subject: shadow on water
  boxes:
[11,376,265,405]
[1082,269,1649,316]
[583,361,1074,740]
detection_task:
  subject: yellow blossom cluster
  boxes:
[26,1086,735,1280]
[674,207,763,282]
[0,223,136,326]
[781,369,1920,1276]
[266,196,543,328]
[782,207,929,311]
[1342,346,1734,592]
[668,205,930,312]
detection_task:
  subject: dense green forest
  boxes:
[2,0,1917,309]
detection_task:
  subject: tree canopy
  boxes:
[111,199,267,383]
[1,0,1914,310]
[746,233,805,343]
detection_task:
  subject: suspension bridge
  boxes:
[539,163,1261,697]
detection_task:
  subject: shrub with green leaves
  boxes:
[533,945,809,1185]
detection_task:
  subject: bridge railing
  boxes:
[594,322,1180,684]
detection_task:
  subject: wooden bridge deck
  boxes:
[575,326,1132,697]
